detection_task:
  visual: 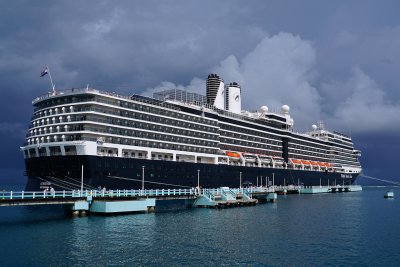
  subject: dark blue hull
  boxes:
[24,155,359,191]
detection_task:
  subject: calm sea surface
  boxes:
[0,185,399,266]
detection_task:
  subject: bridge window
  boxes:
[65,146,77,155]
[49,146,62,156]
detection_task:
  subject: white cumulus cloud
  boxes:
[145,32,322,131]
[145,32,400,135]
[212,32,321,131]
[327,67,400,133]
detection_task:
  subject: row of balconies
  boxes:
[26,134,82,145]
[32,106,75,120]
[33,96,220,130]
[27,124,83,137]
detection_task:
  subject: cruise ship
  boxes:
[21,74,362,190]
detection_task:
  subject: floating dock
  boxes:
[300,185,362,194]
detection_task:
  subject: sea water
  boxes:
[0,185,399,266]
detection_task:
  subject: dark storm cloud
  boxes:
[0,1,268,93]
[0,0,399,183]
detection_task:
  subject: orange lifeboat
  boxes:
[317,162,326,167]
[291,159,303,165]
[319,162,332,167]
[301,160,311,165]
[226,151,240,158]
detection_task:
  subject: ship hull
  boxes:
[24,155,359,191]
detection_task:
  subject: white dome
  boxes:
[260,105,269,113]
[281,105,290,114]
[312,124,317,130]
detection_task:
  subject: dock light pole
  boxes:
[272,173,275,188]
[197,169,200,194]
[141,166,145,190]
[240,172,242,189]
[81,165,84,192]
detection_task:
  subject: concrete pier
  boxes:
[89,199,156,214]
[300,185,362,194]
[0,185,363,216]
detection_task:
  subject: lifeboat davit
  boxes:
[242,153,257,163]
[273,157,284,165]
[259,154,272,163]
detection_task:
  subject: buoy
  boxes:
[384,190,394,198]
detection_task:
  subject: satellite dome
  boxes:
[260,105,269,113]
[312,124,317,130]
[281,105,290,114]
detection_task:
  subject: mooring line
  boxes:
[107,175,191,188]
[360,174,400,186]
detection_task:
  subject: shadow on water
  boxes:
[0,205,67,226]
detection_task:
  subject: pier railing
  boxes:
[1,187,277,201]
[1,185,363,201]
[1,188,199,200]
[0,185,361,208]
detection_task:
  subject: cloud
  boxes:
[83,8,124,41]
[327,67,400,133]
[212,32,321,131]
[334,30,358,46]
[146,32,325,131]
[145,31,400,136]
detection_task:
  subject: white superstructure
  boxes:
[21,74,362,176]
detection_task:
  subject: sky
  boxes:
[0,0,399,185]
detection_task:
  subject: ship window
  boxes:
[64,146,77,155]
[29,148,37,158]
[38,147,47,157]
[49,146,62,156]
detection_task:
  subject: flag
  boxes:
[40,67,49,77]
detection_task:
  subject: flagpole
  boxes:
[46,66,56,94]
